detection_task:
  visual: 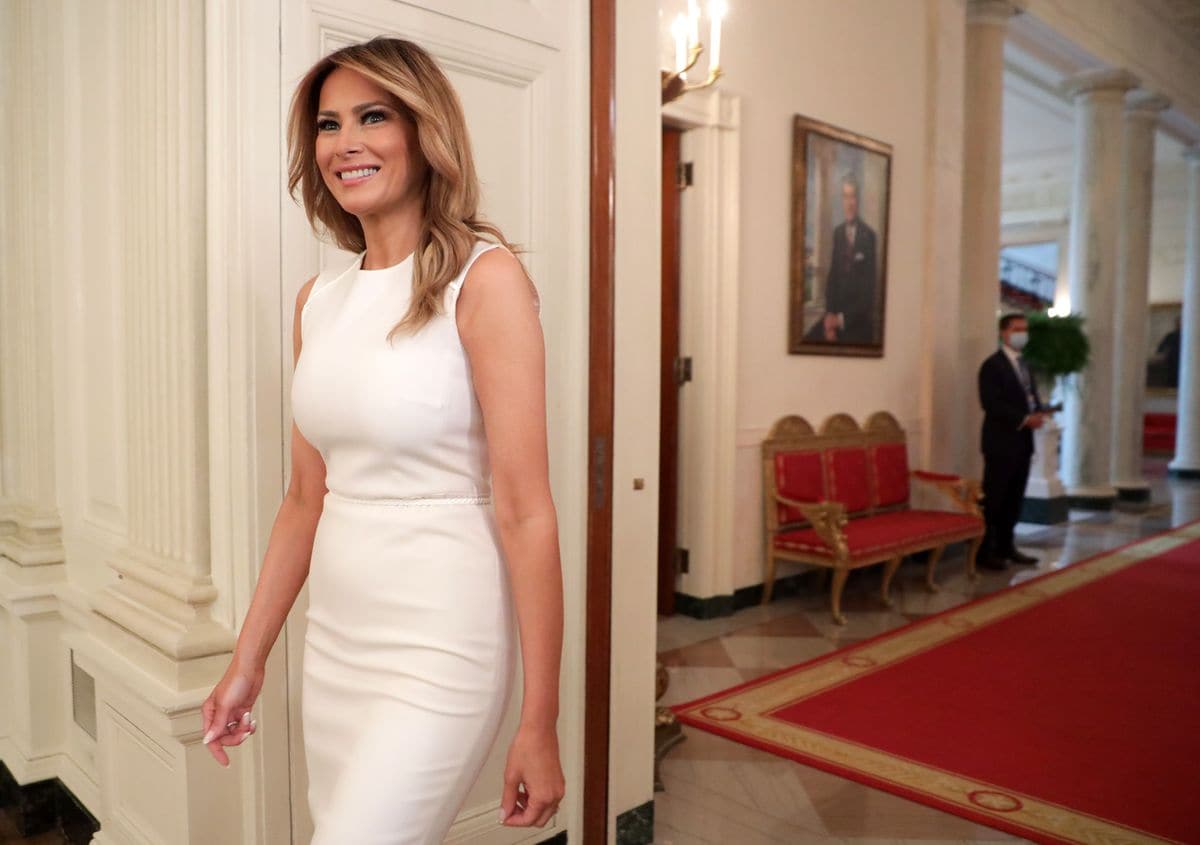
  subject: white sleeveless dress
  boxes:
[291,240,516,844]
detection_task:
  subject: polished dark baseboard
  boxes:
[0,761,98,845]
[1115,486,1153,508]
[616,799,654,845]
[672,548,979,620]
[1067,494,1115,511]
[674,571,813,619]
[536,831,568,844]
[1169,466,1200,480]
[1020,495,1070,524]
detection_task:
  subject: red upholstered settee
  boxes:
[762,412,985,624]
[1143,413,1176,455]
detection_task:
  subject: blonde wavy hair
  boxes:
[287,37,519,336]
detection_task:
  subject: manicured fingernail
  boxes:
[243,711,252,723]
[498,809,507,823]
[202,730,215,745]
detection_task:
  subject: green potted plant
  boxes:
[1022,311,1090,387]
[1017,311,1089,525]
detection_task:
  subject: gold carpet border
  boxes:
[677,524,1199,845]
[729,718,1178,844]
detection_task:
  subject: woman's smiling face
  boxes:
[315,67,427,219]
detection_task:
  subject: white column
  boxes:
[959,0,1024,476]
[91,0,234,689]
[0,0,70,789]
[1170,148,1200,478]
[1060,69,1139,509]
[0,1,65,573]
[1112,92,1170,502]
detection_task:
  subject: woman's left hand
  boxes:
[500,723,565,828]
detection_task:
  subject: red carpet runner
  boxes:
[673,522,1200,844]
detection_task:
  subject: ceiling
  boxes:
[1000,43,1188,179]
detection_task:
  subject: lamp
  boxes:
[661,0,726,104]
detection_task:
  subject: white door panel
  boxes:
[280,2,586,842]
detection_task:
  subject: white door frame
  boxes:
[204,1,292,841]
[661,90,742,602]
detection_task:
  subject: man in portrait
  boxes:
[818,175,878,345]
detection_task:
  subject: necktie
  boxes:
[1017,357,1036,412]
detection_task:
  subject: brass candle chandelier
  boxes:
[661,0,727,104]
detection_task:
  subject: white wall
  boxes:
[700,0,964,592]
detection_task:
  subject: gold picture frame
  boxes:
[1146,302,1182,396]
[789,114,892,357]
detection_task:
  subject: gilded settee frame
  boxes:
[761,412,983,624]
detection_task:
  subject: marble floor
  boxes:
[653,464,1200,845]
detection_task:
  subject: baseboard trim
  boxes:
[1115,486,1152,503]
[615,799,654,845]
[1067,494,1115,511]
[1168,466,1200,480]
[1020,496,1070,524]
[675,572,814,619]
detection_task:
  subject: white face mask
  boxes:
[1008,331,1029,351]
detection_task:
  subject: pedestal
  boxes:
[1021,419,1069,524]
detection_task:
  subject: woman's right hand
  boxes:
[200,660,264,767]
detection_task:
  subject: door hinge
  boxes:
[677,160,694,189]
[675,547,690,574]
[674,356,693,386]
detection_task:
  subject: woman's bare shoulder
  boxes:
[460,246,538,313]
[295,274,320,313]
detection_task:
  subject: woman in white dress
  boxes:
[199,37,565,842]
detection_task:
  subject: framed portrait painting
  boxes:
[1146,302,1182,393]
[789,114,892,357]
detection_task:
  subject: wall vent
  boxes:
[70,651,97,740]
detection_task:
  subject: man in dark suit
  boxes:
[821,176,878,345]
[978,313,1048,570]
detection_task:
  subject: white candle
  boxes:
[671,14,688,75]
[688,0,700,47]
[709,0,725,70]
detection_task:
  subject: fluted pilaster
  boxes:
[0,1,65,574]
[1111,92,1170,502]
[1170,149,1200,478]
[92,0,233,679]
[1059,68,1139,509]
[959,0,1024,475]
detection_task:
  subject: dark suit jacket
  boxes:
[978,349,1043,458]
[824,219,878,344]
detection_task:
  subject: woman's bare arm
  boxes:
[456,247,564,826]
[232,276,330,671]
[202,275,330,761]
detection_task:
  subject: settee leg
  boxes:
[880,556,902,608]
[966,536,983,580]
[830,566,849,625]
[761,553,777,605]
[925,545,945,593]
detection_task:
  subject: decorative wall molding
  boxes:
[92,0,231,674]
